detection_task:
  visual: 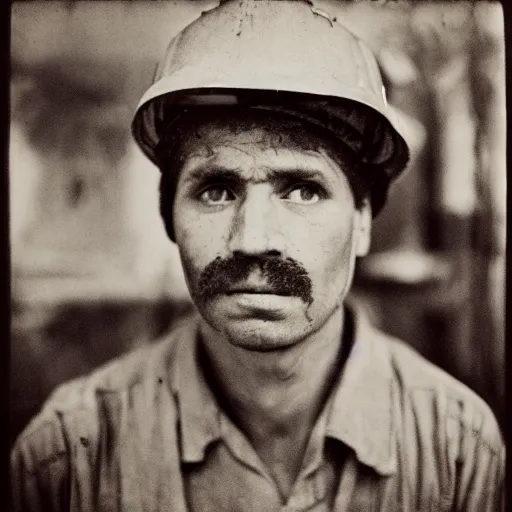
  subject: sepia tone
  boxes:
[9,1,505,510]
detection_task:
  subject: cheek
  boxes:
[176,221,215,272]
[174,195,212,247]
[174,208,228,287]
[320,228,354,285]
[299,211,355,300]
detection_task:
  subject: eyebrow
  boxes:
[182,166,242,185]
[182,165,333,186]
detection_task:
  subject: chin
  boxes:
[197,300,312,351]
[221,319,312,352]
[196,294,343,352]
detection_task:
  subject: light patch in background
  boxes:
[10,1,202,304]
[9,122,42,254]
[123,141,190,302]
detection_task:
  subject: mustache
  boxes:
[196,253,313,305]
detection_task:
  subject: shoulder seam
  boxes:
[404,387,502,456]
[446,411,503,456]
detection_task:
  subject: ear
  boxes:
[353,198,372,257]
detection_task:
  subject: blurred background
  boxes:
[9,0,506,444]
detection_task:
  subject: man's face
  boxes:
[171,114,371,351]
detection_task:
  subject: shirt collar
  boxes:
[169,315,223,463]
[325,305,397,475]
[169,305,397,475]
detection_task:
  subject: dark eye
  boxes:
[283,184,322,204]
[198,186,235,205]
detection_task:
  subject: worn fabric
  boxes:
[11,307,504,511]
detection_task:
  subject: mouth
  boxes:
[225,286,291,296]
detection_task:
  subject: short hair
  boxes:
[155,108,373,241]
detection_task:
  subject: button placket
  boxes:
[284,468,326,512]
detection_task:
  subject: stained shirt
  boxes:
[11,306,505,511]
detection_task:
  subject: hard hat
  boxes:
[132,0,410,215]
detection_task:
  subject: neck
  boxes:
[198,306,347,452]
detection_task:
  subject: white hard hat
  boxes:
[132,0,410,215]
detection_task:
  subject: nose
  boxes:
[227,186,285,257]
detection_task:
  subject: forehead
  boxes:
[177,110,331,151]
[181,128,347,187]
[169,110,354,178]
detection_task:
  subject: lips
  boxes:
[225,284,291,296]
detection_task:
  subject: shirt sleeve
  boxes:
[10,415,71,512]
[452,411,505,512]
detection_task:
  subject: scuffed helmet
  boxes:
[132,0,410,216]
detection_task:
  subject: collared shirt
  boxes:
[173,310,348,512]
[11,306,505,511]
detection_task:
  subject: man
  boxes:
[11,1,504,511]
